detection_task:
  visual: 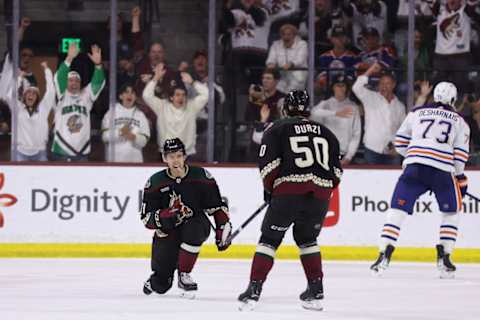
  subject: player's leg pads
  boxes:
[238,280,264,311]
[379,208,406,251]
[439,212,459,254]
[300,278,324,311]
[298,241,323,281]
[370,244,395,275]
[250,242,277,282]
[436,244,456,279]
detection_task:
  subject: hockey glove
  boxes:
[156,207,179,231]
[216,221,232,251]
[213,210,232,251]
[456,174,468,198]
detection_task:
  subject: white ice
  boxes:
[1,259,479,320]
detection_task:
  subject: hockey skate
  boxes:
[370,244,395,276]
[300,278,324,311]
[238,280,263,311]
[143,279,153,295]
[436,244,456,279]
[178,272,197,299]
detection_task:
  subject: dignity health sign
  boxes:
[0,165,478,247]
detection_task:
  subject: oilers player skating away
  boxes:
[140,138,232,298]
[238,90,343,311]
[370,82,470,278]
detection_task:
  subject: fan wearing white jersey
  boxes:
[0,56,55,161]
[51,43,105,161]
[370,82,470,278]
[102,84,150,162]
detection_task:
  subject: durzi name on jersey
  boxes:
[418,109,459,122]
[294,124,322,135]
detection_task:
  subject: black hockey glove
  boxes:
[155,207,179,231]
[455,174,468,197]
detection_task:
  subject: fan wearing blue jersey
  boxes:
[370,81,470,278]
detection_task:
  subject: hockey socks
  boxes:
[178,243,201,273]
[379,208,406,251]
[299,243,323,281]
[439,212,459,254]
[250,243,276,281]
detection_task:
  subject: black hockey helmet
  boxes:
[163,138,186,155]
[283,89,310,117]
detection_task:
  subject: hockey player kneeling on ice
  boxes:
[370,82,470,279]
[140,138,231,298]
[238,90,343,311]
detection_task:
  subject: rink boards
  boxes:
[0,164,479,261]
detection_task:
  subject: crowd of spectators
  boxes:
[1,0,480,165]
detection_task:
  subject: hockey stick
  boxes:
[466,192,480,203]
[226,202,268,243]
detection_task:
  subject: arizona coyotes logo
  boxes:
[440,13,460,39]
[169,191,193,225]
[67,114,83,133]
[234,15,255,38]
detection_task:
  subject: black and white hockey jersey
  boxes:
[258,116,343,200]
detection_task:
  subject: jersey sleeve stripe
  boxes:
[395,134,411,140]
[454,147,468,154]
[454,157,467,163]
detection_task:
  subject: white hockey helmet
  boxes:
[433,81,457,106]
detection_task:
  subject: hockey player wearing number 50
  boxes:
[51,42,105,161]
[370,82,470,279]
[238,90,343,311]
[140,138,232,298]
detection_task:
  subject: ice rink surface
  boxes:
[1,258,479,320]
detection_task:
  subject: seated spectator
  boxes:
[102,84,150,162]
[429,0,480,95]
[135,41,183,100]
[352,62,405,165]
[51,43,106,162]
[317,26,360,92]
[266,23,308,92]
[142,64,208,160]
[0,56,55,161]
[310,76,361,165]
[342,0,388,50]
[357,27,397,85]
[245,68,286,122]
[117,46,137,90]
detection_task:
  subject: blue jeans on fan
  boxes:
[16,150,48,161]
